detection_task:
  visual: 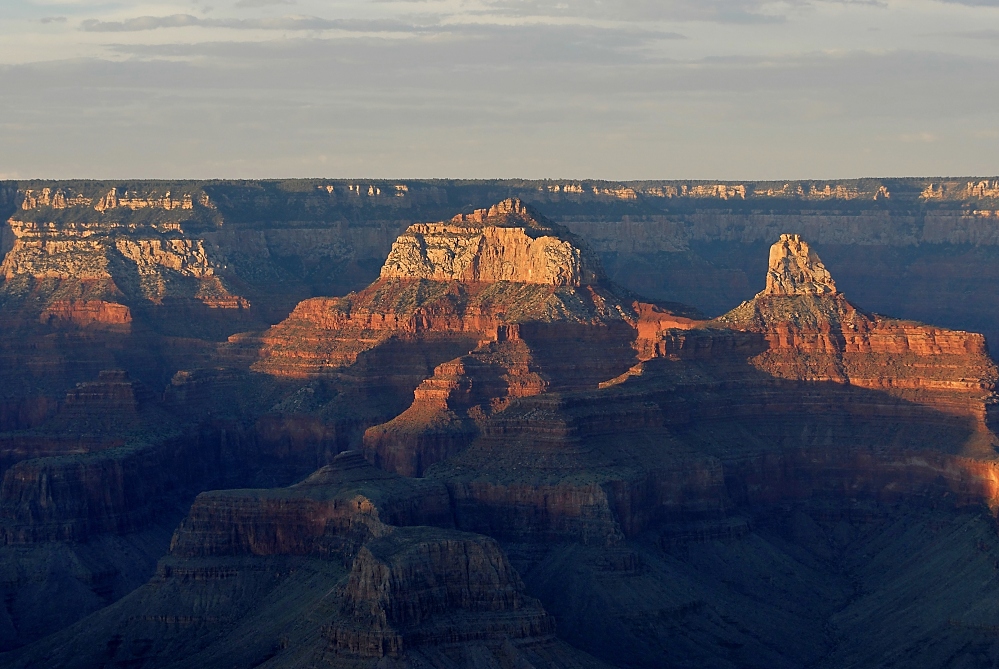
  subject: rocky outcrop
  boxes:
[2,448,583,666]
[349,203,701,475]
[62,370,149,412]
[0,235,115,281]
[0,206,245,313]
[329,527,555,657]
[248,200,632,379]
[169,451,453,559]
[362,337,544,477]
[762,233,837,296]
[1,521,598,669]
[362,314,670,477]
[93,187,195,212]
[706,238,998,423]
[7,189,999,667]
[380,199,603,286]
[39,299,131,329]
[19,188,91,210]
[416,234,999,548]
[0,443,174,543]
[246,200,664,470]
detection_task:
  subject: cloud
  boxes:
[957,29,999,40]
[103,21,685,68]
[3,47,996,180]
[935,0,999,5]
[475,0,792,24]
[235,0,296,6]
[81,15,201,32]
[39,16,68,24]
[79,14,428,32]
[898,131,937,143]
[5,0,999,179]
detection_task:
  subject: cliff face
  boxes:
[169,451,453,559]
[434,236,997,549]
[19,216,997,665]
[247,198,632,371]
[2,450,597,669]
[5,177,999,347]
[762,234,837,296]
[274,199,691,476]
[0,219,243,312]
[330,528,555,658]
[706,239,997,424]
[380,199,603,287]
[7,187,999,667]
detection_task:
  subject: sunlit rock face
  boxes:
[762,233,837,297]
[10,190,999,669]
[379,198,603,287]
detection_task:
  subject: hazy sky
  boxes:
[0,0,997,179]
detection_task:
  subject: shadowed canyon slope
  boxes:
[2,185,999,667]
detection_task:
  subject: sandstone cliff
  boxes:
[414,233,999,554]
[380,199,603,286]
[255,199,693,475]
[243,199,675,469]
[762,233,837,296]
[707,237,997,424]
[170,451,453,560]
[5,187,999,668]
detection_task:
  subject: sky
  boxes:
[0,0,997,180]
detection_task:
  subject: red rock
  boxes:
[169,451,453,559]
[39,299,131,329]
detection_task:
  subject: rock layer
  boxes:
[380,199,603,286]
[763,233,837,296]
[170,451,453,559]
[5,188,999,668]
[329,527,555,657]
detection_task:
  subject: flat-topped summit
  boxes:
[761,233,837,297]
[379,198,603,286]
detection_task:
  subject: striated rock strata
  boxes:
[329,527,555,658]
[380,198,603,286]
[243,199,696,472]
[170,451,453,559]
[763,233,837,296]
[7,189,999,668]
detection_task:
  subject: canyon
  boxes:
[0,181,999,667]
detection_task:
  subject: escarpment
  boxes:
[329,527,555,657]
[9,187,999,668]
[169,451,453,559]
[5,453,592,668]
[379,198,603,286]
[247,199,684,467]
[435,234,999,545]
[708,234,997,422]
[248,199,638,377]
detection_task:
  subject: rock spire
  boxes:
[761,234,837,297]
